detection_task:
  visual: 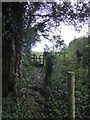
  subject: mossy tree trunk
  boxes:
[2,3,24,97]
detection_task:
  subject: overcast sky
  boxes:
[32,24,88,52]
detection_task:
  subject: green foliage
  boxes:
[45,64,68,118]
[2,1,90,119]
[42,36,89,118]
[2,50,36,119]
[2,96,34,119]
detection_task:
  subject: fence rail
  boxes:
[31,54,44,66]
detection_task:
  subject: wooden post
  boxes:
[39,55,43,65]
[67,71,75,120]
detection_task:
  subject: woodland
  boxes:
[2,1,90,119]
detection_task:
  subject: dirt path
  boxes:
[31,67,46,118]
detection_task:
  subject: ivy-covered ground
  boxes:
[2,62,90,119]
[2,66,46,119]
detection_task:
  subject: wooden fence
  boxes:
[31,54,44,66]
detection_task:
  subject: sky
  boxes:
[29,1,89,52]
[31,24,88,52]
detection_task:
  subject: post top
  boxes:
[68,71,75,75]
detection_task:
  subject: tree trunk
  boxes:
[2,3,24,97]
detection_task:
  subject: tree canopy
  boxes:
[24,2,89,47]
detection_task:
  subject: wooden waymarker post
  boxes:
[67,71,75,120]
